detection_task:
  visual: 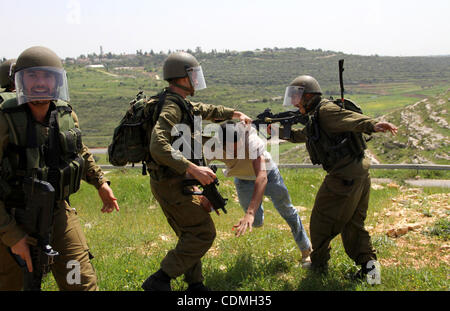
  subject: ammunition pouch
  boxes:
[45,156,85,201]
[59,128,83,156]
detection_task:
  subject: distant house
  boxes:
[86,64,105,68]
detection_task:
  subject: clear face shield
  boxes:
[15,66,70,105]
[282,86,304,111]
[186,66,207,91]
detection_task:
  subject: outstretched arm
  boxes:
[233,155,267,237]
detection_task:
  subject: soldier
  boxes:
[0,59,16,103]
[279,75,397,278]
[0,46,119,290]
[141,51,251,291]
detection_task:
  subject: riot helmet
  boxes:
[14,46,70,105]
[163,52,206,92]
[283,75,322,111]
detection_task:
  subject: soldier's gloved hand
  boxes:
[11,236,33,272]
[98,183,120,213]
[374,122,398,135]
[186,163,216,186]
[233,212,254,237]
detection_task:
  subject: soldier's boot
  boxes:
[186,282,210,292]
[142,269,172,291]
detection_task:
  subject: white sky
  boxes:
[2,0,450,59]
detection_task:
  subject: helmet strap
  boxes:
[303,94,322,113]
[172,81,194,96]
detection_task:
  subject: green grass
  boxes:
[426,219,450,241]
[41,168,449,291]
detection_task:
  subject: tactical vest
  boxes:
[0,98,85,205]
[304,99,368,171]
[0,91,16,104]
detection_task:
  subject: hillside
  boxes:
[61,47,450,150]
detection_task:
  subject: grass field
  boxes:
[41,168,449,291]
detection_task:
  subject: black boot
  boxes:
[142,269,172,291]
[309,262,329,275]
[186,282,210,292]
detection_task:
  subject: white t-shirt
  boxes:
[221,125,275,180]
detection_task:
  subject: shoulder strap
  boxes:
[158,90,195,126]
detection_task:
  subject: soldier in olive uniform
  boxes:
[0,59,16,104]
[142,52,251,291]
[280,75,397,278]
[0,46,119,290]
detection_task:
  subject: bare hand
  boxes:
[186,163,216,186]
[98,183,120,213]
[11,236,33,272]
[233,213,254,237]
[374,122,398,135]
[233,111,252,125]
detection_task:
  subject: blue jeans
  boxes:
[234,167,312,251]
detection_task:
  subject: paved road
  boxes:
[90,148,107,154]
[404,179,450,188]
[372,178,450,188]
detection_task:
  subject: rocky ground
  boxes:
[368,184,449,269]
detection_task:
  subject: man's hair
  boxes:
[219,121,239,145]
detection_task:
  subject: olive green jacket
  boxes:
[149,90,235,178]
[0,103,108,247]
[285,99,378,177]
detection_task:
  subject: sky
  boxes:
[2,0,450,59]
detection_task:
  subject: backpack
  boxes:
[108,91,156,170]
[107,89,192,174]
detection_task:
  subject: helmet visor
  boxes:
[282,86,304,111]
[186,66,207,91]
[15,66,70,105]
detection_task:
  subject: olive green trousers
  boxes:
[150,177,216,285]
[0,203,98,291]
[310,174,377,267]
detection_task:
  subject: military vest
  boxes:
[0,98,85,204]
[304,99,368,171]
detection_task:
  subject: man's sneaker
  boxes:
[142,269,172,291]
[186,282,210,292]
[301,247,312,268]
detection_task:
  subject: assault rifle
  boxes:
[182,165,228,214]
[9,177,59,291]
[252,108,308,140]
